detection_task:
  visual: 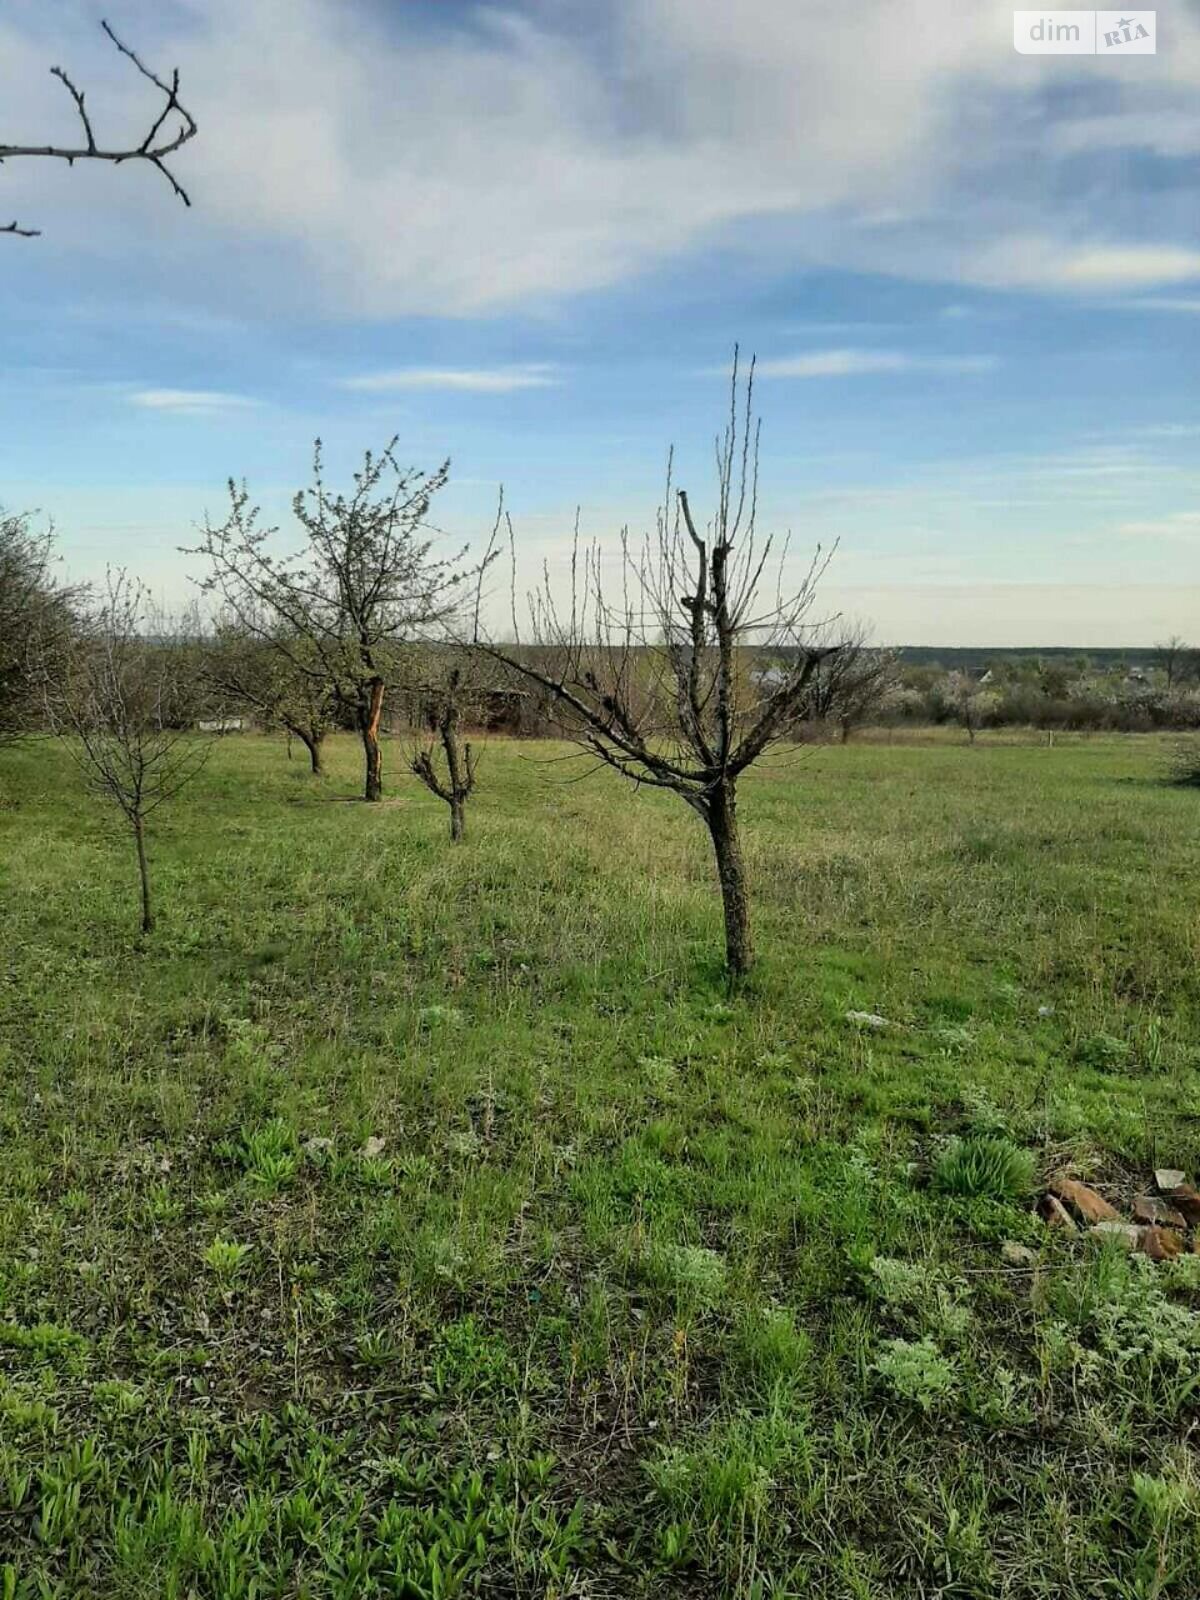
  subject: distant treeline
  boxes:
[892,645,1165,675]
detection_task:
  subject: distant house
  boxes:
[197,716,245,734]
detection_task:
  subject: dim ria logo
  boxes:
[1013,11,1156,54]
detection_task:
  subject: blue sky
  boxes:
[2,0,1199,643]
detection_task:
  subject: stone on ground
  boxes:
[1048,1175,1120,1225]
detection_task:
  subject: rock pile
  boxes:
[1033,1168,1200,1261]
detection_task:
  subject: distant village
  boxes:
[874,643,1197,737]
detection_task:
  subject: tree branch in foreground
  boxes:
[0,19,198,238]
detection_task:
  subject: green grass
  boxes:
[2,729,1200,1597]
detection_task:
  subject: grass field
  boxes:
[3,730,1200,1598]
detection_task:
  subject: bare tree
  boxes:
[776,624,897,743]
[43,572,209,934]
[203,614,338,775]
[187,441,484,802]
[1,20,197,239]
[409,660,479,842]
[0,511,84,743]
[473,355,846,976]
[1156,635,1188,693]
[833,649,898,743]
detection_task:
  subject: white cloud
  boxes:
[3,1,1200,314]
[969,241,1200,293]
[1055,249,1200,289]
[127,389,259,413]
[339,366,561,393]
[1117,511,1200,541]
[1127,298,1200,315]
[754,350,996,379]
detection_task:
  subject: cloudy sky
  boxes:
[2,0,1199,644]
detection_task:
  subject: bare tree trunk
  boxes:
[703,781,752,977]
[133,813,154,934]
[296,728,324,775]
[411,672,475,842]
[361,678,384,801]
[442,701,467,842]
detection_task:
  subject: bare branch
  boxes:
[0,19,198,237]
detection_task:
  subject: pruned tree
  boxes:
[0,511,83,742]
[473,354,847,976]
[187,441,484,802]
[43,572,209,934]
[203,613,338,775]
[1,20,197,239]
[409,661,479,842]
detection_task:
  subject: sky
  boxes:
[1,0,1199,646]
